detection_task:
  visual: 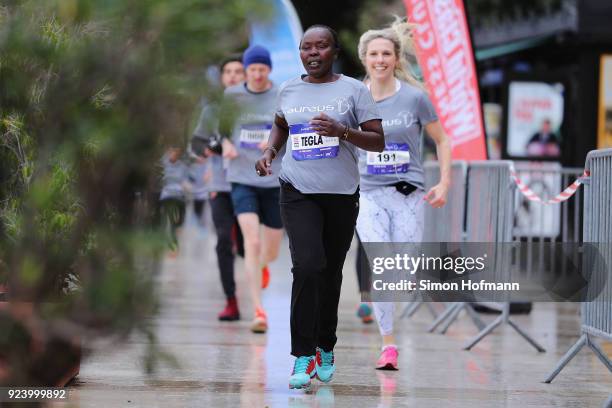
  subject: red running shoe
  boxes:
[261,265,270,289]
[251,307,268,333]
[218,297,240,321]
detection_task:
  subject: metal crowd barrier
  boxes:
[404,162,486,333]
[511,162,584,284]
[430,162,583,342]
[512,162,584,243]
[423,161,468,243]
[399,157,605,359]
[425,161,515,337]
[545,148,612,382]
[460,161,545,351]
[474,164,585,312]
[400,162,471,321]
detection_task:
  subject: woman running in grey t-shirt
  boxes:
[356,19,452,371]
[255,25,385,390]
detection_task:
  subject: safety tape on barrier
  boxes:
[510,168,590,205]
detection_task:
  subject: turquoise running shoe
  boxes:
[289,356,316,389]
[315,347,335,383]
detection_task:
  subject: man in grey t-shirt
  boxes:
[219,45,284,334]
[221,83,282,188]
[192,103,232,193]
[191,56,245,322]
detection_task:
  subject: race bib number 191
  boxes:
[239,124,271,149]
[366,143,410,174]
[290,123,339,161]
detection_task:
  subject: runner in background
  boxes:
[192,56,245,321]
[256,25,384,389]
[356,19,451,370]
[187,152,208,225]
[159,147,188,257]
[220,45,284,333]
[355,236,373,324]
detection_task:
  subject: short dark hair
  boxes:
[220,55,243,72]
[303,24,340,50]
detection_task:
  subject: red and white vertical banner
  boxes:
[403,0,487,160]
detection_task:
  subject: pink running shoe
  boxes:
[376,346,398,370]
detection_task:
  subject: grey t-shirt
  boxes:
[222,83,282,188]
[192,100,217,144]
[160,155,188,201]
[206,155,231,193]
[276,75,381,194]
[192,101,231,193]
[189,161,208,200]
[358,80,438,191]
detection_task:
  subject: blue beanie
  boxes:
[243,45,272,69]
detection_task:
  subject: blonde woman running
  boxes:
[356,20,451,370]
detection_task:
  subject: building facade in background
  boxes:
[469,0,612,165]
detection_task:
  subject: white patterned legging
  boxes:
[356,186,425,336]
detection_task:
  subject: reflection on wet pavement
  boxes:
[63,222,611,408]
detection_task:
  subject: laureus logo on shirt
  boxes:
[286,104,334,114]
[333,96,352,115]
[240,112,272,122]
[382,111,417,129]
[285,97,353,115]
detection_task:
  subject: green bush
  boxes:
[0,0,265,385]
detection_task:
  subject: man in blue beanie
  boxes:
[241,44,273,92]
[219,44,285,334]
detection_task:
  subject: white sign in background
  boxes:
[507,81,565,157]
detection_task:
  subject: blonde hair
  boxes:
[357,17,424,90]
